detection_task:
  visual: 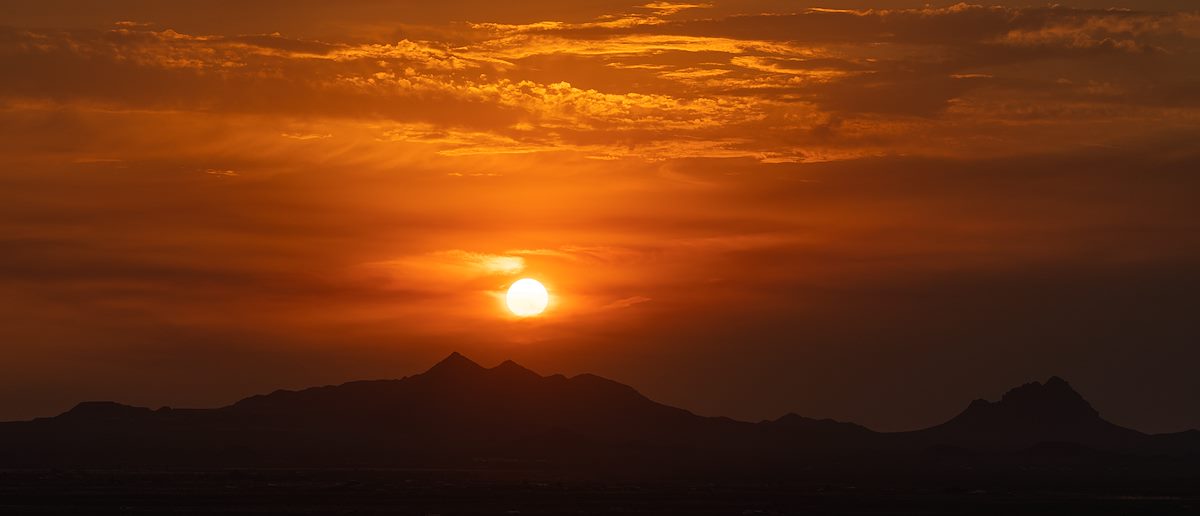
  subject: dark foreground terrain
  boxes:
[7,468,1200,516]
[3,467,1199,515]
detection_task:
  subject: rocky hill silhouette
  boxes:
[0,353,1195,469]
[900,376,1147,451]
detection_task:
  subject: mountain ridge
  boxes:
[2,352,1196,469]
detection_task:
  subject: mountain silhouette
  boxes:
[0,353,1196,470]
[224,351,731,449]
[903,376,1146,451]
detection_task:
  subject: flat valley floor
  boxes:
[2,468,1198,515]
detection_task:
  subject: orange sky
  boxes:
[1,1,1199,433]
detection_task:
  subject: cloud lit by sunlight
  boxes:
[0,0,1198,433]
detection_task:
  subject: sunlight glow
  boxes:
[506,278,549,317]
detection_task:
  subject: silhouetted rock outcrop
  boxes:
[905,376,1145,450]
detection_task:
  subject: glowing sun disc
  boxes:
[506,278,549,317]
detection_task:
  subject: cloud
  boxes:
[1,2,1196,161]
[642,3,710,16]
[604,295,652,309]
[366,251,526,286]
[435,250,526,275]
[72,157,126,164]
[280,132,332,140]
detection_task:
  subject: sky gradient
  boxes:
[1,1,1198,433]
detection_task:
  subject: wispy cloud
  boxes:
[603,295,653,309]
[281,132,332,140]
[641,2,711,16]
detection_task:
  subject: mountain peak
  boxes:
[57,401,152,421]
[997,376,1097,418]
[423,352,485,376]
[491,359,539,378]
[926,376,1145,449]
[943,376,1105,434]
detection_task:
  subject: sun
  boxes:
[506,278,549,317]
